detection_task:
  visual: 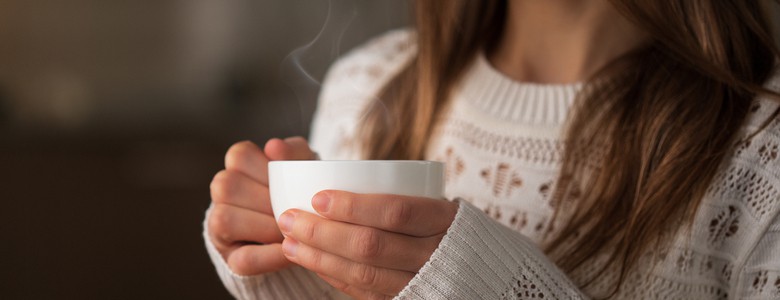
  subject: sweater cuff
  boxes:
[202,207,342,299]
[396,200,588,300]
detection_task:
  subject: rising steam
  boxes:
[279,0,357,134]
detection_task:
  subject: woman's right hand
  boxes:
[208,137,316,275]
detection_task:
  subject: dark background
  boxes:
[0,1,409,299]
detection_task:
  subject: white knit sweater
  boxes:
[204,30,780,299]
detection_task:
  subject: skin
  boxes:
[208,2,650,299]
[491,0,647,84]
[208,138,315,275]
[209,137,457,299]
[279,191,457,298]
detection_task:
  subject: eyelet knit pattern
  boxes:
[204,29,780,299]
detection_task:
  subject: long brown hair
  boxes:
[358,0,780,296]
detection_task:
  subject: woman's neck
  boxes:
[489,0,648,84]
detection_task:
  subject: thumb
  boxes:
[264,136,317,161]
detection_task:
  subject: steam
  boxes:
[279,0,357,133]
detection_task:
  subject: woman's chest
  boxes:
[425,114,567,244]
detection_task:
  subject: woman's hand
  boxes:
[277,191,459,299]
[208,137,316,275]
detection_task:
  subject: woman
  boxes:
[204,1,780,299]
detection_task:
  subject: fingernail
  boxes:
[283,238,298,257]
[278,212,295,234]
[312,193,331,213]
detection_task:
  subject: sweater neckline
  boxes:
[456,53,583,125]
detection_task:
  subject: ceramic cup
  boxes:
[268,160,445,221]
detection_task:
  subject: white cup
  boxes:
[268,160,445,220]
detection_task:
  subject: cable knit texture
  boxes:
[204,29,780,299]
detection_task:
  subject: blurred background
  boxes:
[0,0,409,298]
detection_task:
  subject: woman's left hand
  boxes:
[277,190,459,300]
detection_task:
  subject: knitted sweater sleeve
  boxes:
[396,199,588,299]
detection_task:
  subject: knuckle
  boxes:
[208,206,233,241]
[327,278,349,291]
[284,136,306,145]
[210,170,237,203]
[299,219,318,242]
[226,141,258,167]
[354,228,382,260]
[228,248,254,275]
[352,264,379,287]
[384,200,413,229]
[340,285,364,299]
[341,193,357,219]
[284,136,311,152]
[307,247,324,269]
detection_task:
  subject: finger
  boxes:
[227,244,291,276]
[264,137,317,161]
[282,238,413,296]
[317,274,393,300]
[208,204,284,251]
[225,141,270,183]
[278,210,438,272]
[210,169,273,214]
[312,190,459,237]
